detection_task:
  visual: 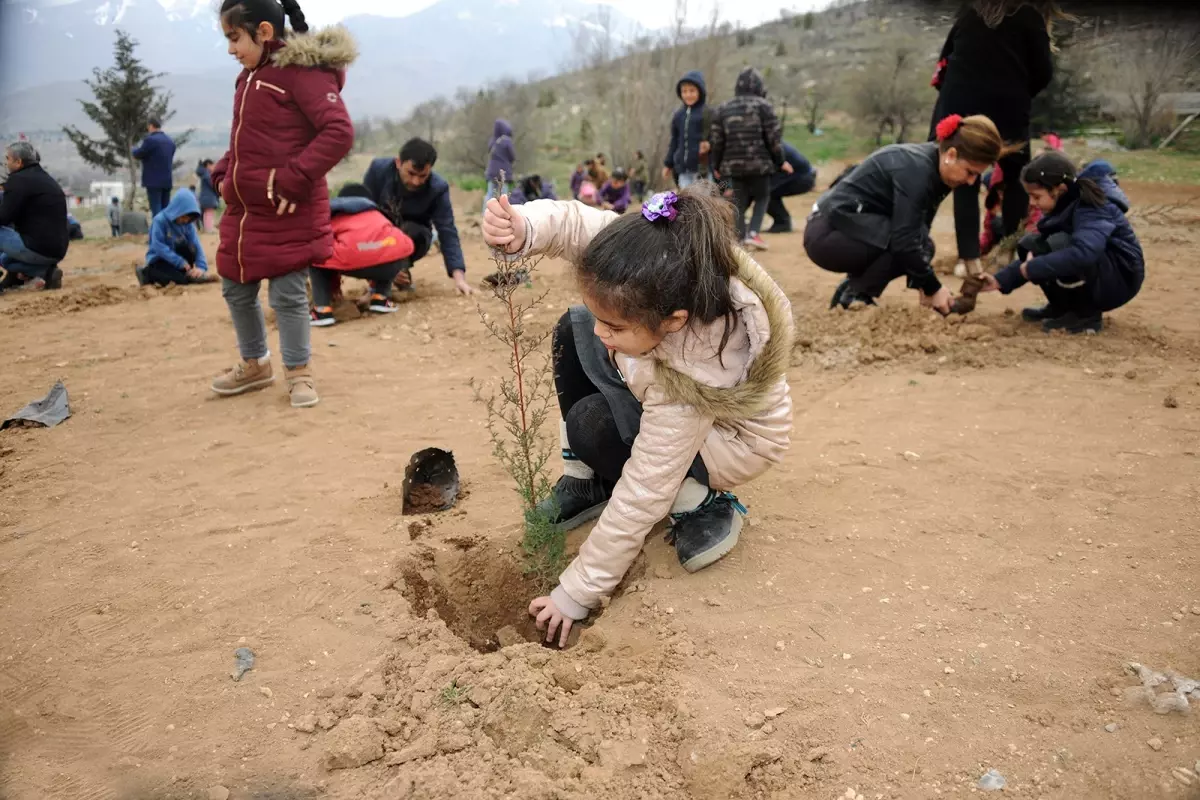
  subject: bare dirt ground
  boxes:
[1,184,1198,800]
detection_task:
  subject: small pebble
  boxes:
[260,686,273,699]
[900,713,911,721]
[130,541,139,549]
[1172,612,1184,621]
[1191,606,1200,616]
[1147,737,1164,752]
[842,652,852,660]
[775,641,785,651]
[1105,723,1118,733]
[165,724,175,732]
[764,707,787,719]
[944,667,955,674]
[1164,395,1179,409]
[923,689,932,698]
[208,788,230,800]
[744,712,766,729]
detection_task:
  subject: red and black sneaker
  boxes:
[310,306,336,327]
[368,293,399,314]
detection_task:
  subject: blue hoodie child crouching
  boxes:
[993,157,1143,334]
[138,188,216,287]
[663,70,710,188]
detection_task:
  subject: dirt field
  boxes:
[1,184,1198,800]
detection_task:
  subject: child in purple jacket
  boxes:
[598,168,631,214]
[484,119,516,214]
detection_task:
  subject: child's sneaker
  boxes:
[744,233,769,251]
[1043,310,1102,335]
[285,364,319,408]
[310,306,336,327]
[669,490,746,573]
[211,357,274,396]
[44,267,63,290]
[135,266,148,286]
[368,293,399,314]
[535,476,611,533]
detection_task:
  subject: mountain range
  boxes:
[0,0,637,132]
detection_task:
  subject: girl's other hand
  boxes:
[482,194,526,254]
[529,596,573,649]
[979,274,1001,293]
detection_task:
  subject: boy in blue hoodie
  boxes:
[981,153,1143,335]
[662,70,711,189]
[136,188,216,287]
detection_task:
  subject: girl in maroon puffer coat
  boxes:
[208,0,356,408]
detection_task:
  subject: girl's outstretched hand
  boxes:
[483,194,527,254]
[979,273,1001,292]
[529,595,573,648]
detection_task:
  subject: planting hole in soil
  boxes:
[398,541,544,652]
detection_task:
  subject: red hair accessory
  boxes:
[935,114,963,142]
[930,58,948,88]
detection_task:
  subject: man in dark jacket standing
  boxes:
[710,67,789,249]
[662,70,711,189]
[133,118,177,217]
[766,142,817,234]
[0,141,67,291]
[363,138,473,296]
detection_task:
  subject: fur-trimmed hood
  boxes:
[651,251,794,422]
[271,25,358,70]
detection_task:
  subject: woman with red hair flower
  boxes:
[930,0,1057,278]
[805,114,1020,315]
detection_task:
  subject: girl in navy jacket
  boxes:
[982,152,1144,334]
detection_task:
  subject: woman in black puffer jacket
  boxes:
[930,0,1056,275]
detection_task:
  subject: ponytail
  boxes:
[1021,151,1107,207]
[935,114,1024,165]
[279,0,309,34]
[219,0,308,40]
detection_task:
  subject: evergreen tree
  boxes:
[63,30,192,210]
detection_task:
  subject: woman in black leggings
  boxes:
[804,115,1015,315]
[930,0,1055,276]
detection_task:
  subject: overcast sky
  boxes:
[297,0,832,30]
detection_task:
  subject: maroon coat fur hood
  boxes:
[211,26,357,282]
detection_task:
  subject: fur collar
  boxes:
[271,25,358,70]
[653,252,794,421]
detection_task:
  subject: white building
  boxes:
[88,181,127,206]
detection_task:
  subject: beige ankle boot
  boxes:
[286,364,319,408]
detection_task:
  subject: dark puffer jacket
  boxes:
[710,67,785,179]
[994,161,1144,311]
[663,70,710,175]
[210,26,357,283]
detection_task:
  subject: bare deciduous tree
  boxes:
[850,34,930,145]
[1107,25,1200,149]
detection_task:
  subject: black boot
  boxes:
[535,475,611,533]
[1021,304,1065,322]
[669,491,746,573]
[765,220,793,234]
[1042,310,1103,334]
[43,267,63,291]
[830,279,877,310]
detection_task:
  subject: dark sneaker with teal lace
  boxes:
[669,491,746,573]
[1042,310,1102,334]
[1021,304,1065,323]
[536,475,611,533]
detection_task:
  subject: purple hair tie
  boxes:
[642,191,679,223]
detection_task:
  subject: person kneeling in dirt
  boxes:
[362,138,473,296]
[764,142,817,234]
[804,114,1017,315]
[135,188,217,287]
[483,186,794,647]
[978,153,1143,335]
[309,183,415,327]
[0,141,67,293]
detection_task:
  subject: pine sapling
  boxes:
[471,175,564,588]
